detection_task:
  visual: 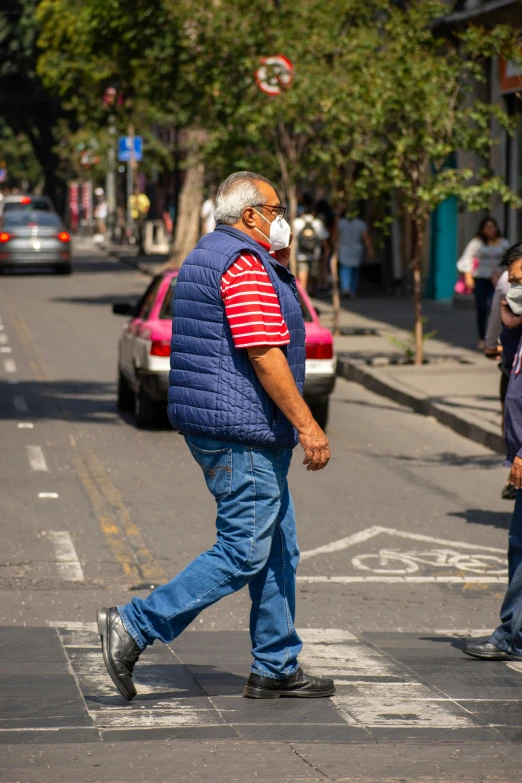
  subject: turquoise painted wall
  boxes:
[427,195,458,301]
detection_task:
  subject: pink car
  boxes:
[113,270,336,428]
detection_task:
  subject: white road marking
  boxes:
[49,623,496,732]
[51,623,222,729]
[298,630,477,728]
[26,445,48,472]
[17,422,34,429]
[38,492,59,499]
[47,531,84,582]
[0,346,12,353]
[0,333,8,344]
[435,629,495,637]
[13,395,28,413]
[4,358,16,373]
[298,575,507,584]
[301,526,384,560]
[301,525,505,560]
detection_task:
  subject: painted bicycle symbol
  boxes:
[351,548,507,575]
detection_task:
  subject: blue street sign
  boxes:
[118,136,143,162]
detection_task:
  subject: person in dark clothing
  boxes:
[464,241,522,660]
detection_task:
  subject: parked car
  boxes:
[0,210,71,274]
[113,270,335,428]
[0,194,55,217]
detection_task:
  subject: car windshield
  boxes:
[159,278,178,319]
[2,211,62,228]
[3,199,51,213]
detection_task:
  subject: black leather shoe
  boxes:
[97,607,141,701]
[463,638,515,660]
[243,667,335,699]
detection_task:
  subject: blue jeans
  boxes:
[490,489,522,657]
[473,277,493,341]
[119,435,302,679]
[339,265,360,296]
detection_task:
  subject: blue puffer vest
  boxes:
[167,224,306,448]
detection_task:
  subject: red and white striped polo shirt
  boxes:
[220,240,290,349]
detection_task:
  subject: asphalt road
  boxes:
[1,244,522,782]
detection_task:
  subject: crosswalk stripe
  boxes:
[50,623,484,731]
[298,629,477,728]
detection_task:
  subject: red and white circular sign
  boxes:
[255,55,293,96]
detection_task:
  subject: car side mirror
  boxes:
[112,302,135,316]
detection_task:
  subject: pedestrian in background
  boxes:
[97,171,334,702]
[292,195,329,294]
[484,268,516,500]
[464,241,522,661]
[457,216,509,351]
[200,192,216,235]
[337,208,374,298]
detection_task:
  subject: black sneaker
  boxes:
[243,667,335,699]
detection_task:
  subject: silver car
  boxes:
[0,194,55,217]
[0,210,72,274]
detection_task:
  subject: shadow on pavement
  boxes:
[385,451,502,468]
[448,508,512,530]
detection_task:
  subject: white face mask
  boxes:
[253,209,291,252]
[507,284,522,315]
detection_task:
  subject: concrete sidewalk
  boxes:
[312,294,506,454]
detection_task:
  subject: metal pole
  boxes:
[127,122,135,235]
[106,116,117,239]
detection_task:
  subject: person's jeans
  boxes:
[339,265,360,296]
[119,435,302,679]
[473,277,494,341]
[489,489,522,657]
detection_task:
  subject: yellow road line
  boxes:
[78,447,166,583]
[9,311,46,382]
[9,308,165,585]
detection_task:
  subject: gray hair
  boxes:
[214,171,274,225]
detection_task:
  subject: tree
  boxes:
[0,0,71,213]
[333,1,522,363]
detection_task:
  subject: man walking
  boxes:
[464,241,522,661]
[98,171,334,701]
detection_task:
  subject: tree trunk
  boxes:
[413,218,426,365]
[161,128,204,270]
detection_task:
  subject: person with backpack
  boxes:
[292,195,329,293]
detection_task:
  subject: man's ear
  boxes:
[242,207,257,228]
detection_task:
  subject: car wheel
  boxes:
[309,400,329,431]
[117,368,134,412]
[54,264,72,275]
[134,376,159,428]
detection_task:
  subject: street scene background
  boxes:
[3,1,522,781]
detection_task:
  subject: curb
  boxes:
[336,356,505,455]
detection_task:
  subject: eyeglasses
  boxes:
[251,204,286,221]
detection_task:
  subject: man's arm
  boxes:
[247,346,330,471]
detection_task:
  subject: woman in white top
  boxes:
[457,216,509,350]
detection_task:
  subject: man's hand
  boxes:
[484,346,502,361]
[298,421,330,471]
[510,456,522,489]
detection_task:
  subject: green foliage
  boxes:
[0,120,42,189]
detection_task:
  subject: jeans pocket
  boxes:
[186,440,233,499]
